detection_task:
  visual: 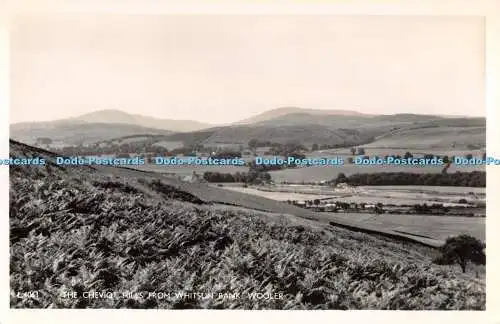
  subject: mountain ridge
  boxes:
[235,106,370,125]
[11,107,484,130]
[11,109,214,133]
[10,107,486,148]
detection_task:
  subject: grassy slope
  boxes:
[201,124,373,146]
[331,213,485,242]
[9,140,485,309]
[365,119,485,149]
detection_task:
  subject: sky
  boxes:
[9,14,485,124]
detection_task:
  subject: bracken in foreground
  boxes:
[9,161,485,309]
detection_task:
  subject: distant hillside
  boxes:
[201,114,486,148]
[254,113,483,127]
[253,113,373,127]
[88,114,486,151]
[11,107,486,150]
[11,109,213,137]
[366,125,486,150]
[236,107,369,125]
[68,109,214,132]
[252,114,412,137]
[94,124,371,148]
[10,122,173,146]
[370,114,444,123]
[200,124,373,146]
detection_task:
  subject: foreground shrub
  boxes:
[433,234,485,273]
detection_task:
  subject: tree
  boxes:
[283,140,306,154]
[404,151,413,159]
[288,151,306,161]
[357,147,365,155]
[434,234,485,273]
[335,172,348,184]
[248,139,258,152]
[347,157,353,164]
[311,143,319,151]
[36,137,53,148]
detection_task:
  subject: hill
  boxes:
[10,109,214,146]
[9,140,485,309]
[95,124,375,148]
[254,112,484,129]
[10,122,174,146]
[254,112,441,127]
[10,107,486,150]
[236,107,369,124]
[68,109,214,132]
[106,114,485,150]
[202,124,374,147]
[366,124,486,150]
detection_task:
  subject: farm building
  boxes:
[182,171,205,183]
[324,203,336,212]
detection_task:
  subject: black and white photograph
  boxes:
[6,10,490,311]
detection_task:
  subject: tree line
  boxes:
[203,171,271,184]
[333,171,486,187]
[52,143,243,159]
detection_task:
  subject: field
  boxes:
[331,213,485,242]
[216,185,336,202]
[269,164,485,183]
[309,148,485,158]
[361,185,485,193]
[135,164,249,176]
[152,140,184,150]
[363,126,485,149]
[114,136,152,144]
[220,184,485,243]
[129,152,485,183]
[221,184,485,206]
[8,140,486,309]
[275,147,486,183]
